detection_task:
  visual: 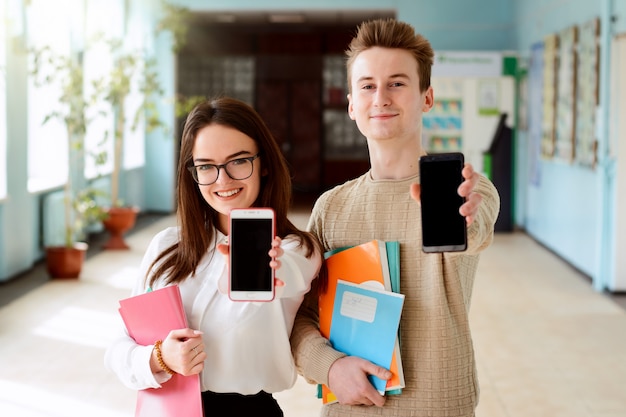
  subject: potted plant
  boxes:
[30,46,107,278]
[155,1,191,54]
[44,188,106,278]
[91,37,165,249]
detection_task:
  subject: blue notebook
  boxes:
[329,280,405,394]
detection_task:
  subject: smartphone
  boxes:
[419,152,467,253]
[228,208,275,301]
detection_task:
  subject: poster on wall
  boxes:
[554,25,578,163]
[477,79,500,116]
[541,34,558,159]
[529,42,545,186]
[423,79,463,153]
[575,17,600,168]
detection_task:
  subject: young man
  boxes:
[290,18,500,417]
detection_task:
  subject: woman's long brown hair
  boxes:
[145,97,321,288]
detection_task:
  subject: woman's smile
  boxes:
[215,188,242,198]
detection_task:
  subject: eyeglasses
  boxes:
[187,153,261,185]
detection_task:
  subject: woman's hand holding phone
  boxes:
[268,237,285,274]
[227,208,276,301]
[216,236,285,296]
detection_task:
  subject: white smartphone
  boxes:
[228,208,276,302]
[419,152,468,253]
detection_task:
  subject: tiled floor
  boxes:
[1,209,625,417]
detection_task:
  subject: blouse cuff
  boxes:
[132,344,172,388]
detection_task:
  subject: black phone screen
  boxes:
[419,153,467,252]
[230,218,273,291]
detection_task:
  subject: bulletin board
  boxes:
[554,25,578,163]
[575,17,600,168]
[528,42,545,186]
[541,34,558,159]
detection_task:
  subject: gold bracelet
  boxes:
[154,340,175,375]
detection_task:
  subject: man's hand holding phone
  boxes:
[456,164,483,225]
[411,161,482,226]
[413,153,484,252]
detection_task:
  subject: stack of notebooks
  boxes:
[317,240,405,404]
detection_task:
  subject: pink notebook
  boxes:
[118,285,203,417]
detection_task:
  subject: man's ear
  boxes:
[347,93,356,120]
[422,86,434,112]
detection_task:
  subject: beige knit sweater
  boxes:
[290,171,500,417]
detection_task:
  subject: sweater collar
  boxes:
[365,169,420,184]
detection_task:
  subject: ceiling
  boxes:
[191,10,395,26]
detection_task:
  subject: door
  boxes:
[256,54,323,194]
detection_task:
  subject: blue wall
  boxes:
[511,0,624,289]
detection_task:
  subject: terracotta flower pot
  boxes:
[45,242,89,279]
[102,206,139,250]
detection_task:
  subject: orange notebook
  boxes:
[318,240,404,404]
[118,285,203,417]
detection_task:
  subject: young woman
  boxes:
[105,97,322,416]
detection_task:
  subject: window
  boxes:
[0,2,7,199]
[27,0,148,187]
[26,0,72,192]
[83,0,124,179]
[123,0,148,171]
[83,34,113,179]
[84,0,147,179]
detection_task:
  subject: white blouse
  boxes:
[104,226,321,395]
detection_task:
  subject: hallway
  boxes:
[0,209,625,417]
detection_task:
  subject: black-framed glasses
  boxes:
[187,153,261,185]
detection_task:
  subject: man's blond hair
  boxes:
[345,18,434,93]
